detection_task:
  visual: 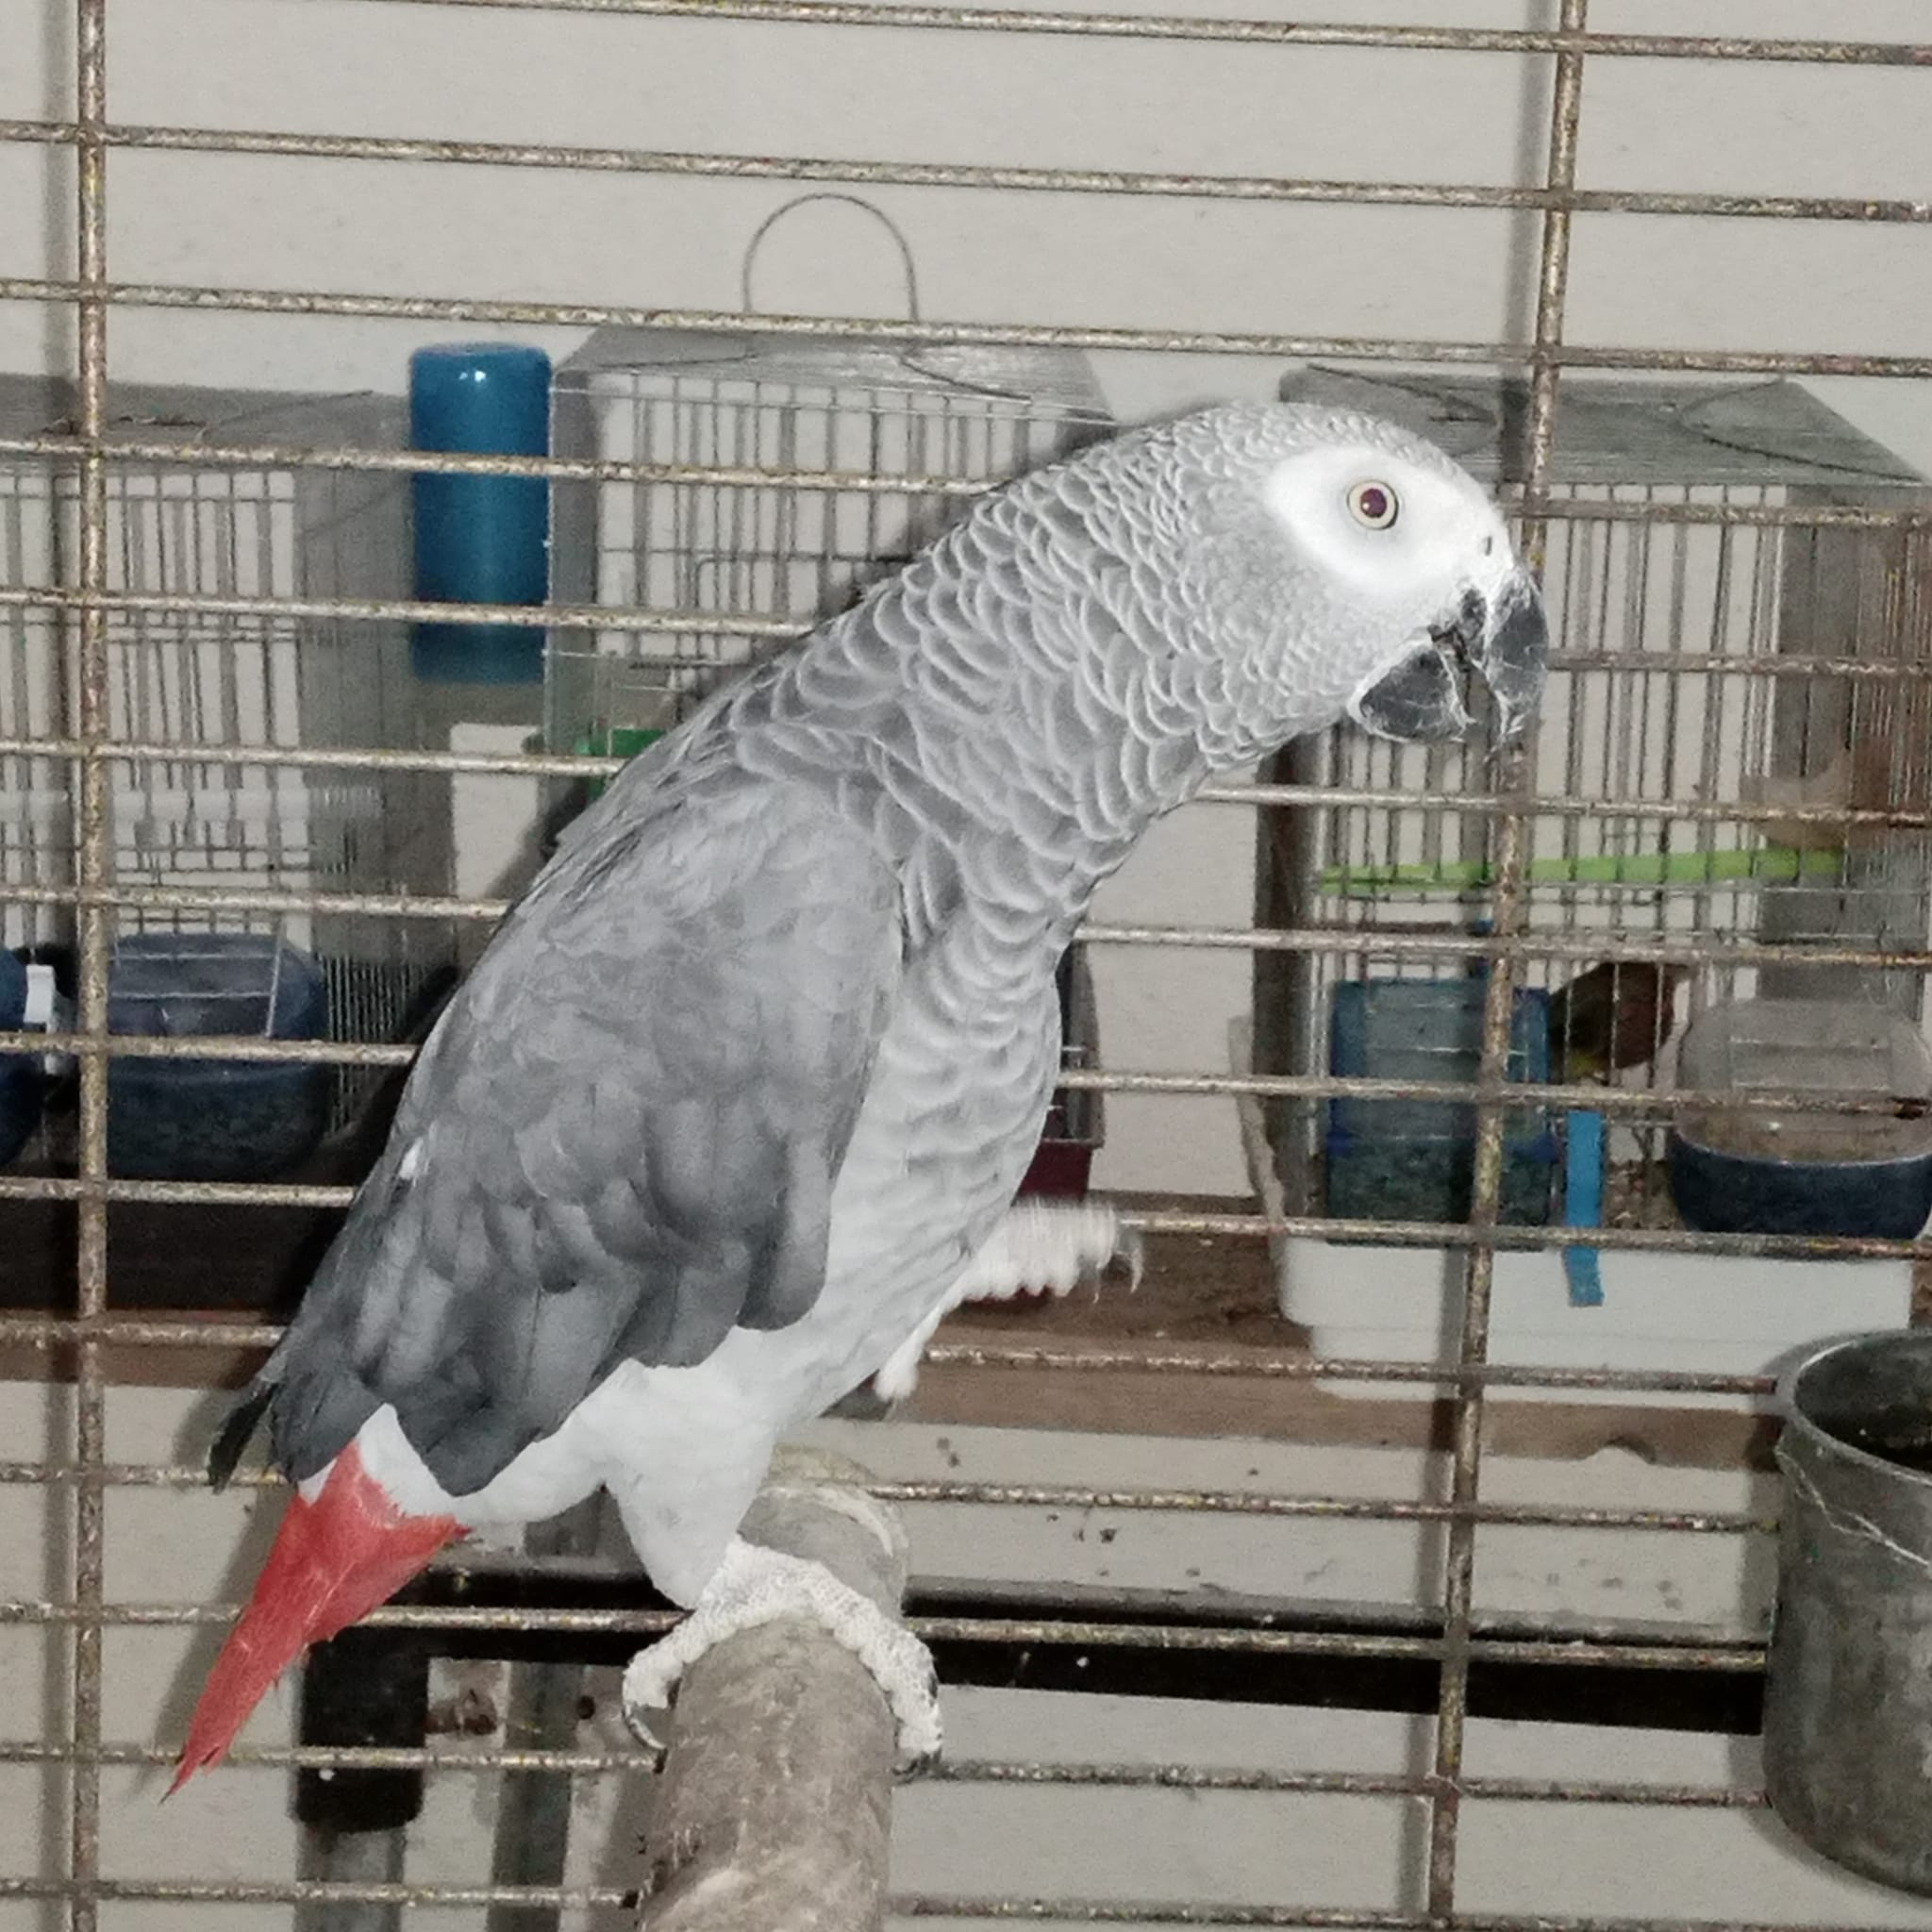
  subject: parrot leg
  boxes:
[620,1536,942,1767]
[872,1198,1141,1402]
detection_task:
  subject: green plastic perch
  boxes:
[1317,845,1841,897]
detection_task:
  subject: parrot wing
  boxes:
[250,766,905,1499]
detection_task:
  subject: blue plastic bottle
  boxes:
[408,342,551,683]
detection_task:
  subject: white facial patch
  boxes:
[1259,443,1513,612]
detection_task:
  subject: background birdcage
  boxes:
[1252,369,1932,1388]
[544,321,1115,766]
[0,376,458,1149]
[1257,370,1930,1202]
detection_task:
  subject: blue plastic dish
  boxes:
[1667,995,1932,1240]
[1668,1137,1932,1241]
[0,952,43,1169]
[1326,978,1557,1227]
[108,933,331,1180]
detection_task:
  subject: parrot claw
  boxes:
[621,1539,942,1772]
[870,1198,1140,1402]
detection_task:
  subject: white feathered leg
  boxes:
[873,1196,1142,1401]
[621,1536,942,1765]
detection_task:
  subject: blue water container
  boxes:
[108,933,331,1180]
[0,952,43,1168]
[409,342,552,684]
[1325,978,1557,1227]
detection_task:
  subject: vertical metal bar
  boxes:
[69,4,111,1930]
[1424,2,1587,1920]
[485,1494,605,1932]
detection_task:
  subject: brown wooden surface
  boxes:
[905,1199,1774,1470]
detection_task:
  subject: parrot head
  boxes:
[1106,404,1548,758]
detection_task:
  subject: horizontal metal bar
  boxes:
[310,1,1932,69]
[0,1030,1917,1132]
[7,870,1931,982]
[1054,1069,1916,1122]
[1079,924,1932,974]
[0,579,798,639]
[7,584,1932,685]
[0,1030,417,1067]
[925,1764,1767,1807]
[3,737,1927,836]
[0,1309,1786,1387]
[0,1740,1769,1807]
[6,279,1932,377]
[5,118,1927,225]
[916,1344,1775,1394]
[893,1908,1904,1930]
[872,1482,1765,1535]
[0,1461,1766,1533]
[0,1174,358,1209]
[0,1177,1918,1263]
[0,1460,276,1488]
[0,1598,682,1634]
[0,1739,658,1774]
[0,1877,637,1911]
[0,432,992,500]
[8,1890,1875,1932]
[0,1598,1764,1674]
[0,436,1927,532]
[0,733,628,779]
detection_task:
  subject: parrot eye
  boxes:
[1346,481,1400,530]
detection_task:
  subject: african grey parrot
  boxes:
[173,401,1545,1784]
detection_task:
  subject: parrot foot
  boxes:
[621,1538,942,1771]
[954,1196,1143,1306]
[870,1198,1141,1403]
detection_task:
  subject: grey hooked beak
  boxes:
[1348,565,1549,745]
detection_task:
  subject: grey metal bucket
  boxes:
[1763,1330,1932,1895]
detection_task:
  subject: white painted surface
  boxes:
[1274,1238,1915,1404]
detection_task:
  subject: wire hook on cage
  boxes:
[740,192,1054,408]
[741,191,925,323]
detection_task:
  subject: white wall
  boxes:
[7,0,1931,1191]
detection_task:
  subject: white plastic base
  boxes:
[1274,1237,1913,1407]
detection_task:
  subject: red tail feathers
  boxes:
[171,1441,459,1792]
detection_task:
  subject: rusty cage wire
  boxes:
[3,3,1932,1928]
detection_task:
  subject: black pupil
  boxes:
[1358,487,1390,522]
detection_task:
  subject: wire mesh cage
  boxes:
[0,377,458,1159]
[544,325,1115,765]
[8,4,1932,1931]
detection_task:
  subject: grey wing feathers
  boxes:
[253,770,903,1497]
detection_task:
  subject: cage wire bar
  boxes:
[4,1,1932,1927]
[1424,4,1581,1914]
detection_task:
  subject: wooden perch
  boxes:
[640,1453,907,1932]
